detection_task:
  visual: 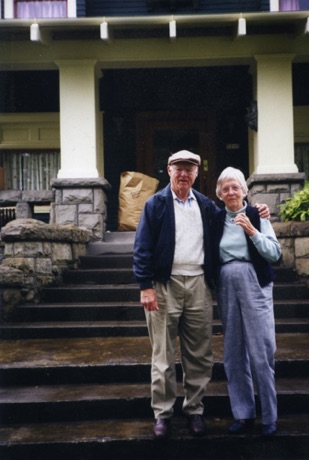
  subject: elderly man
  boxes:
[133,150,268,439]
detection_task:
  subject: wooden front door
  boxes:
[136,111,217,200]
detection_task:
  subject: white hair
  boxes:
[216,167,248,199]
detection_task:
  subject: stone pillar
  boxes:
[252,55,298,174]
[56,60,104,178]
[15,202,32,219]
[50,178,111,240]
[247,172,306,221]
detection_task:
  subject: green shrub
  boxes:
[279,182,309,222]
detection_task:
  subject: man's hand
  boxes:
[255,203,270,219]
[140,288,159,311]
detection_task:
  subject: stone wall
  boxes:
[0,178,111,241]
[0,219,91,319]
[273,221,309,284]
[0,189,54,219]
[247,173,306,221]
[50,178,111,240]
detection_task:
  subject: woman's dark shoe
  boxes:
[228,419,255,434]
[261,423,277,437]
[153,418,171,439]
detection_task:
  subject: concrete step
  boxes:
[78,256,298,280]
[86,232,135,255]
[0,415,308,460]
[0,249,308,460]
[11,301,146,322]
[41,282,309,304]
[0,334,308,386]
[273,267,300,282]
[63,267,136,285]
[79,253,134,269]
[0,320,149,340]
[273,282,309,300]
[103,232,136,243]
[41,284,141,303]
[1,318,308,340]
[9,300,309,322]
[0,379,307,425]
[62,267,309,288]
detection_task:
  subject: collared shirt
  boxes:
[172,189,195,207]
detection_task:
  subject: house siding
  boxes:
[85,0,270,17]
[77,0,86,17]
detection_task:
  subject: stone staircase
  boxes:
[0,234,308,460]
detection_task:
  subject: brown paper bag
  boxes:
[118,171,159,231]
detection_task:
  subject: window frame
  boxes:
[270,0,280,10]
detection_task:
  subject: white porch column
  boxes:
[253,55,298,174]
[56,60,103,178]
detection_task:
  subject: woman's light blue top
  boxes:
[219,203,282,264]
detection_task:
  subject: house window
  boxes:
[14,0,67,18]
[280,0,300,10]
[0,150,60,191]
[3,0,76,18]
[270,0,309,10]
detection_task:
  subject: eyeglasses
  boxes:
[172,166,196,175]
[221,185,242,194]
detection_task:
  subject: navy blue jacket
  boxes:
[133,183,217,290]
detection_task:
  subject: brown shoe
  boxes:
[153,418,171,439]
[187,414,206,437]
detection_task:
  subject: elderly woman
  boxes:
[212,167,281,437]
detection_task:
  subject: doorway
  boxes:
[136,111,217,200]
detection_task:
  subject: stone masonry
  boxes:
[247,172,306,221]
[0,178,111,241]
[50,178,111,241]
[0,190,54,219]
[273,221,309,285]
[0,219,91,319]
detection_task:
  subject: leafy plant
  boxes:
[279,182,309,222]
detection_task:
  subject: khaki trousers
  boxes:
[145,274,213,419]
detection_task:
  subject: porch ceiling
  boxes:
[1,11,309,29]
[0,12,309,70]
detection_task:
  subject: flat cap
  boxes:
[168,150,201,166]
